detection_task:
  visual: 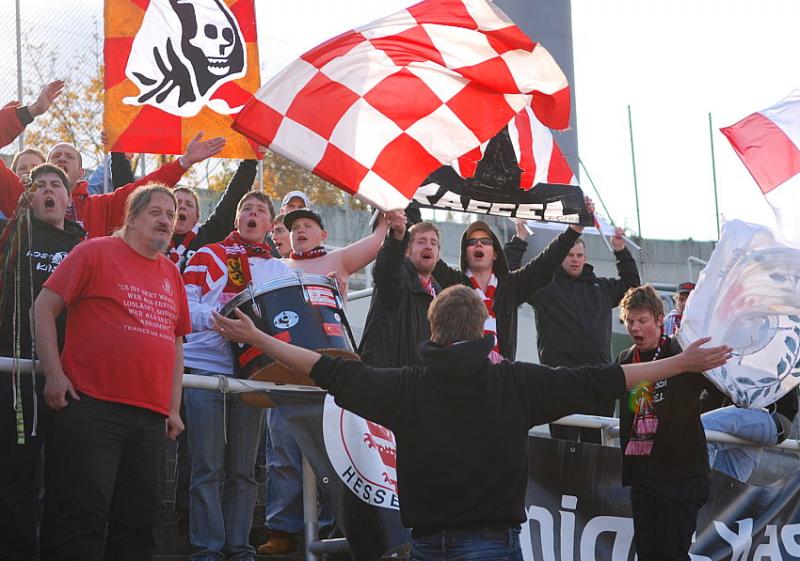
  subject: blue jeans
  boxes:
[702,405,777,482]
[265,408,335,535]
[184,374,265,561]
[410,528,523,561]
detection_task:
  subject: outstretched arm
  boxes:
[621,337,731,388]
[336,211,391,275]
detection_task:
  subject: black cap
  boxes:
[284,208,324,231]
[677,281,696,294]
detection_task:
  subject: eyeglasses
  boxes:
[466,237,493,247]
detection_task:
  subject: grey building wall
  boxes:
[495,0,579,176]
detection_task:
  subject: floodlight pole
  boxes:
[16,0,23,150]
[627,105,642,237]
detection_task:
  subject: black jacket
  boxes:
[173,159,257,269]
[0,216,85,357]
[618,339,717,485]
[434,224,580,360]
[531,248,640,367]
[358,233,442,367]
[311,334,625,531]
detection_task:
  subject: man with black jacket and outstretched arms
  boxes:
[212,285,731,561]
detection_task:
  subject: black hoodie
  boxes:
[0,215,86,357]
[311,334,625,532]
[433,221,581,360]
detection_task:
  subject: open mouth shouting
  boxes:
[473,249,485,259]
[247,219,257,229]
[44,197,55,209]
[177,212,187,224]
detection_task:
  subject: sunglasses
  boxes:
[466,237,493,247]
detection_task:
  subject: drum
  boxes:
[220,273,359,407]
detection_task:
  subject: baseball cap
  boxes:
[677,281,696,294]
[284,208,324,231]
[281,190,310,209]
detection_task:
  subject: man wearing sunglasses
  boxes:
[434,198,594,362]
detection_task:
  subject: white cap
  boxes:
[281,190,310,209]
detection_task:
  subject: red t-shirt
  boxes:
[44,236,191,415]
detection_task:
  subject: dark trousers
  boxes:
[54,394,165,561]
[630,475,710,561]
[0,373,58,561]
[549,399,614,444]
[173,396,190,514]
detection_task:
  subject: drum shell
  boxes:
[223,277,354,379]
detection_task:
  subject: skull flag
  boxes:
[677,219,800,409]
[232,0,570,210]
[104,0,261,158]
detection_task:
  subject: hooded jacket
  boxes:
[359,232,443,367]
[433,221,581,360]
[0,215,86,357]
[311,334,625,531]
[531,248,640,367]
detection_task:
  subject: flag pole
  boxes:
[257,159,264,193]
[627,105,642,237]
[708,112,721,239]
[15,0,23,151]
[578,158,614,222]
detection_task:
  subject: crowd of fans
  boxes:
[0,81,795,561]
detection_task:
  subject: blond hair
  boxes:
[619,284,665,322]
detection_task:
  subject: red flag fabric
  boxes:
[720,90,800,245]
[453,105,576,187]
[233,0,569,210]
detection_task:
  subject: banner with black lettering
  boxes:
[411,124,593,226]
[523,436,800,560]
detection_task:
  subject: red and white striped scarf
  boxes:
[168,226,198,268]
[466,270,502,363]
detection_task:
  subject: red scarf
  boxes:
[418,275,436,298]
[466,271,502,363]
[168,227,198,267]
[624,332,668,456]
[290,246,328,260]
[217,231,272,294]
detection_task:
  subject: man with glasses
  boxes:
[433,198,594,361]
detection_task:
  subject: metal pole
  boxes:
[627,105,642,237]
[257,159,264,193]
[578,157,614,222]
[302,455,320,561]
[708,112,721,239]
[15,0,24,151]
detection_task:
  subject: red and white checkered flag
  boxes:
[452,105,576,187]
[233,0,570,210]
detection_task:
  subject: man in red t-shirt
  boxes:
[34,184,191,561]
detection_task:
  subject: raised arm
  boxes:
[336,211,390,275]
[110,152,135,189]
[504,219,530,271]
[606,227,641,306]
[0,80,64,147]
[511,226,580,304]
[199,159,256,243]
